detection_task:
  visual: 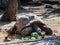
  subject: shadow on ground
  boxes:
[40,8,60,19]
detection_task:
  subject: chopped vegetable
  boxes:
[37,35,42,39]
[23,32,46,40]
[24,37,29,40]
[31,37,36,40]
[41,34,45,38]
[31,32,39,39]
[4,36,8,40]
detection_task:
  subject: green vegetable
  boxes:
[24,37,29,40]
[27,36,31,39]
[41,34,45,38]
[31,32,39,39]
[5,37,8,40]
[31,37,36,40]
[23,36,31,40]
[23,32,45,40]
[37,35,42,39]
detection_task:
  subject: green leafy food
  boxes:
[24,37,29,40]
[31,37,36,40]
[37,35,42,39]
[41,34,45,38]
[23,36,31,40]
[23,32,45,40]
[31,32,39,39]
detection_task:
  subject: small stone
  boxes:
[45,4,53,8]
